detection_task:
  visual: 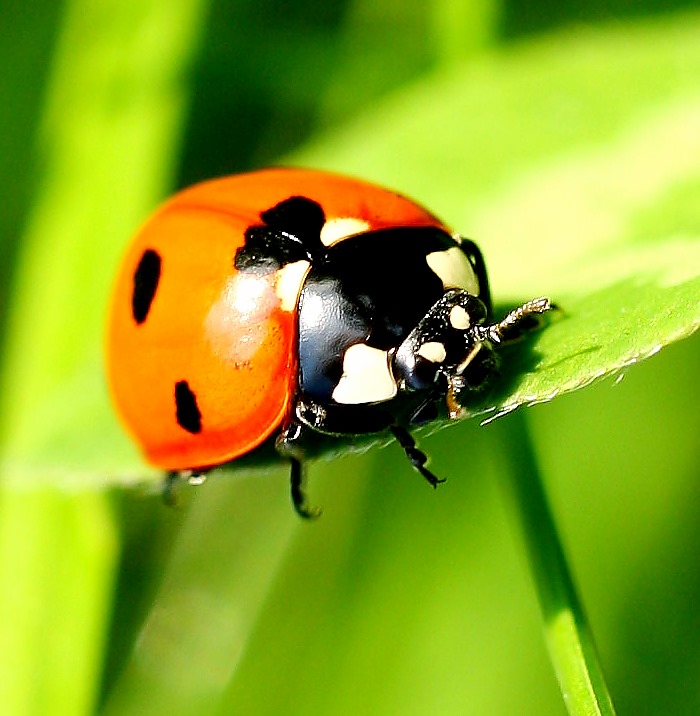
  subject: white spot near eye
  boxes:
[426,247,479,294]
[320,217,370,246]
[449,305,471,330]
[275,260,311,311]
[332,343,397,405]
[417,341,447,364]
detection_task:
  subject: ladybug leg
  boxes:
[163,471,180,507]
[390,425,446,489]
[289,458,321,520]
[162,469,207,507]
[276,423,321,519]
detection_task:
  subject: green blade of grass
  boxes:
[0,0,208,459]
[429,0,500,64]
[100,475,299,716]
[0,489,116,716]
[0,1,208,714]
[493,411,617,716]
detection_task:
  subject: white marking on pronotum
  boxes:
[449,305,471,330]
[417,341,447,364]
[320,217,371,247]
[275,260,311,311]
[332,343,397,404]
[426,247,479,294]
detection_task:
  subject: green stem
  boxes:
[429,0,500,66]
[494,410,617,716]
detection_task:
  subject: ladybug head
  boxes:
[393,291,496,413]
[393,290,554,419]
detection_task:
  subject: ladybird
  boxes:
[106,168,553,517]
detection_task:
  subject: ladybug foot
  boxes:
[390,425,446,489]
[289,458,322,519]
[163,471,181,507]
[276,424,321,519]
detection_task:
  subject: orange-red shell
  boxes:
[106,168,446,470]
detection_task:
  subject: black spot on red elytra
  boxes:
[132,249,161,324]
[235,196,326,273]
[260,196,326,239]
[175,380,202,434]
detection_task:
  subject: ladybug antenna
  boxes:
[478,297,556,345]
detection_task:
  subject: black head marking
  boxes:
[132,249,161,324]
[235,196,326,273]
[175,380,202,434]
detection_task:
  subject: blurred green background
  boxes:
[0,1,699,715]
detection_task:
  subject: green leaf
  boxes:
[3,12,699,482]
[484,234,700,419]
[291,13,700,423]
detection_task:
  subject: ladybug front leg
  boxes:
[275,421,321,519]
[389,425,446,489]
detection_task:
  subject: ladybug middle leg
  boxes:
[390,425,446,489]
[275,422,321,519]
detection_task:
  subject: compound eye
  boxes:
[461,294,488,325]
[393,342,441,392]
